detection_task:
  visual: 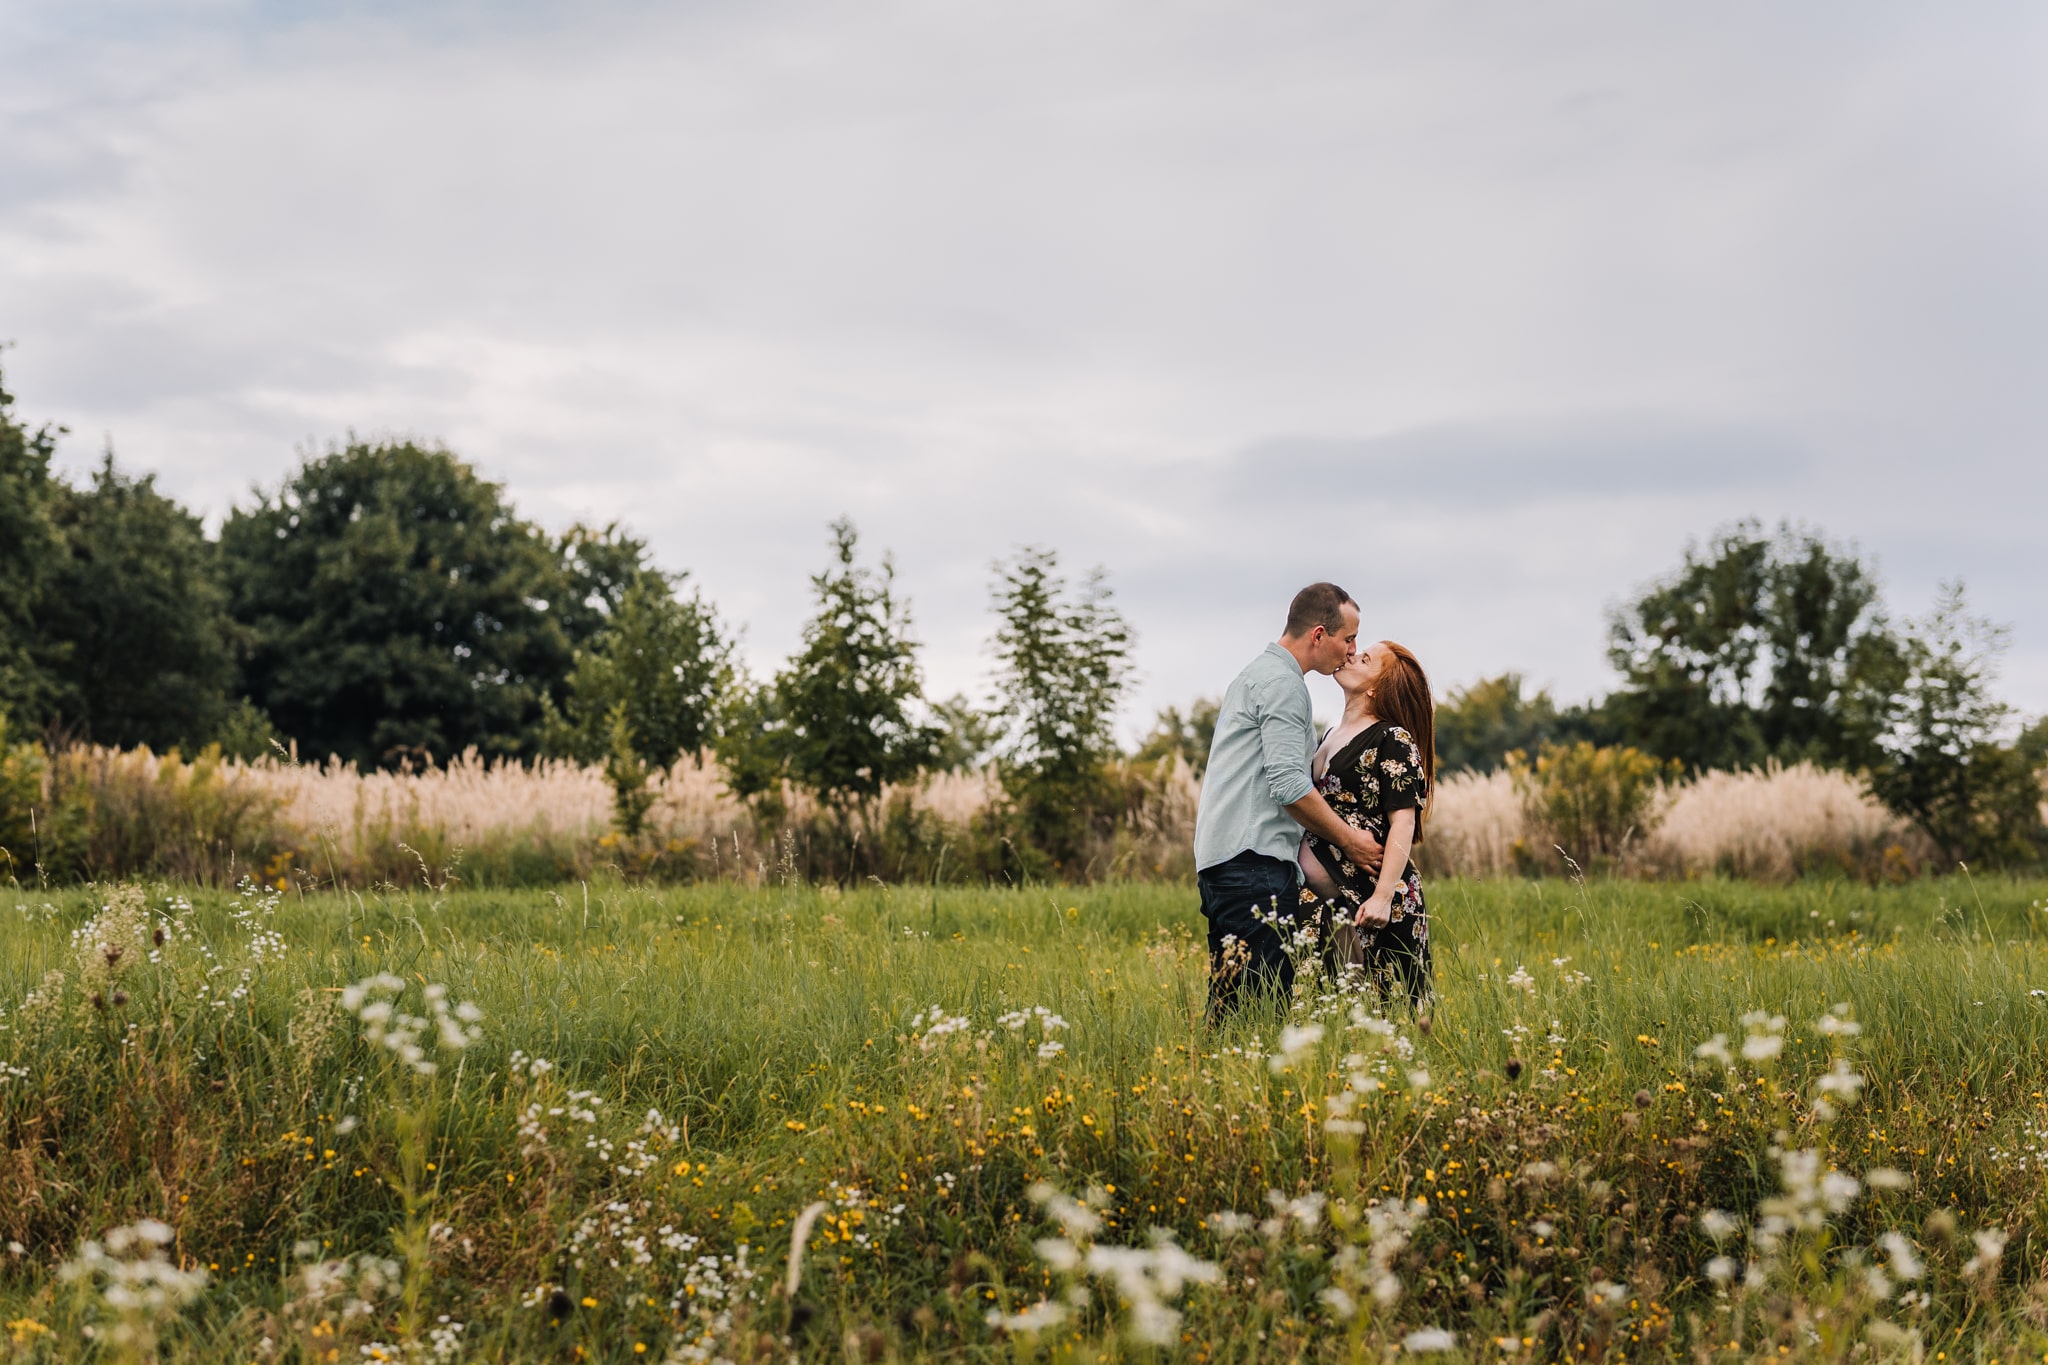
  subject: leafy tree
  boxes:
[545,572,731,770]
[555,522,652,648]
[1851,584,2046,867]
[713,670,790,829]
[773,519,938,820]
[931,693,1003,773]
[1606,521,1892,771]
[220,441,572,767]
[1133,697,1219,775]
[0,360,64,725]
[37,453,237,751]
[988,546,1134,864]
[1435,674,1564,774]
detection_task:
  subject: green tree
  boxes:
[989,547,1135,865]
[0,359,64,726]
[1133,697,1219,775]
[220,441,572,767]
[1851,584,2046,868]
[931,693,1003,773]
[1435,674,1564,774]
[555,521,653,649]
[1606,521,1891,771]
[546,572,732,770]
[37,452,237,751]
[773,519,939,821]
[713,670,790,830]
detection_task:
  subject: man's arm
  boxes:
[1284,791,1384,871]
[1255,678,1382,870]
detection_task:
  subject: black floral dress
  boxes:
[1302,720,1431,999]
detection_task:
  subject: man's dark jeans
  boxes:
[1198,849,1304,1022]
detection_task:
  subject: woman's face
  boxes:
[1337,641,1386,696]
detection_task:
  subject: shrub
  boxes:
[1508,741,1678,873]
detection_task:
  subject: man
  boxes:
[1194,582,1384,1019]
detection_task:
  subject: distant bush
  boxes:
[1507,741,1679,874]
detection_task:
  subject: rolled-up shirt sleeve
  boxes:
[1255,678,1315,806]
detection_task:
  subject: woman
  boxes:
[1298,640,1436,1001]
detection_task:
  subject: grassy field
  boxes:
[3,875,2047,1362]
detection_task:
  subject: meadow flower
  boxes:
[987,1300,1067,1333]
[1963,1228,2007,1279]
[1699,1209,1740,1242]
[1402,1328,1456,1352]
[1695,1034,1734,1066]
[1271,1022,1325,1072]
[1879,1231,1924,1281]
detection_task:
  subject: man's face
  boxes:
[1309,604,1361,675]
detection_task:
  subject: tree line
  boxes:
[3,360,2042,871]
[0,362,1137,875]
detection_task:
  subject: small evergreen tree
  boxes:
[774,519,938,823]
[988,547,1134,867]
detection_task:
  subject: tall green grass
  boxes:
[2,875,2045,1361]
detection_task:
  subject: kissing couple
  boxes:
[1190,582,1437,1020]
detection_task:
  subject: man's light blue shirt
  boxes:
[1193,642,1315,873]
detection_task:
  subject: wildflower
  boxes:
[1740,1033,1783,1062]
[1037,1040,1065,1061]
[1406,1069,1431,1090]
[1205,1211,1253,1238]
[1503,1057,1524,1081]
[987,1300,1067,1333]
[1317,1286,1356,1319]
[1963,1228,2007,1279]
[1865,1167,1912,1191]
[1879,1231,1924,1281]
[1814,1005,1861,1037]
[1270,1023,1325,1073]
[1699,1210,1740,1242]
[1695,1034,1733,1066]
[1505,965,1535,993]
[1705,1256,1738,1285]
[1402,1328,1457,1352]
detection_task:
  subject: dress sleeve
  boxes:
[1375,726,1428,814]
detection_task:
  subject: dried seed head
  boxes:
[1634,1089,1653,1109]
[103,945,124,967]
[91,992,106,1012]
[111,990,129,1007]
[153,927,167,947]
[1504,1058,1524,1082]
[547,1288,574,1320]
[1416,1015,1433,1036]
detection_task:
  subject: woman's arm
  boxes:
[1355,807,1416,929]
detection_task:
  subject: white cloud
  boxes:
[3,0,2045,722]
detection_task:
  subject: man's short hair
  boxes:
[1284,582,1357,638]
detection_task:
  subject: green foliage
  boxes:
[711,673,790,830]
[1607,521,1893,772]
[221,441,572,767]
[0,360,68,726]
[546,573,732,770]
[1435,673,1565,773]
[1133,696,1219,774]
[1853,584,2047,868]
[1508,740,1680,872]
[38,452,237,750]
[929,692,1003,773]
[553,521,652,649]
[600,702,657,839]
[0,712,46,878]
[773,519,938,819]
[988,547,1134,866]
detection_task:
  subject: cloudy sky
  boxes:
[5,1,2045,729]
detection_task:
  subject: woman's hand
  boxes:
[1355,894,1392,930]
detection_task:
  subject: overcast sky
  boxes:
[5,1,2045,729]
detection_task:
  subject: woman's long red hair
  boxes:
[1374,641,1436,840]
